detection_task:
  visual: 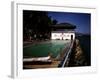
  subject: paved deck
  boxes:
[23,61,60,69]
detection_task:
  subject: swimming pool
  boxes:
[23,40,71,58]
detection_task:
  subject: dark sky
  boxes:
[48,12,91,34]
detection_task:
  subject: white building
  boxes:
[51,23,76,40]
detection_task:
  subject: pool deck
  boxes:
[23,60,60,69]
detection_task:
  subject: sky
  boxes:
[48,12,91,34]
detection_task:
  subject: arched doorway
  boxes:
[71,35,73,40]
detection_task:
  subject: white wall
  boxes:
[51,32,75,40]
[0,0,99,80]
[51,33,62,40]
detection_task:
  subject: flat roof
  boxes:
[50,23,76,29]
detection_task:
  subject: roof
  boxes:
[50,23,76,29]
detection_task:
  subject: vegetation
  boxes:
[23,10,58,41]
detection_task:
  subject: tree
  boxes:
[52,19,58,25]
[23,10,58,41]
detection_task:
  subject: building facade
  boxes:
[51,23,76,40]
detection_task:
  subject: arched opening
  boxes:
[71,35,73,40]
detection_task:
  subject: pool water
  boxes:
[23,40,71,58]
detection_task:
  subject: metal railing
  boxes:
[58,40,74,67]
